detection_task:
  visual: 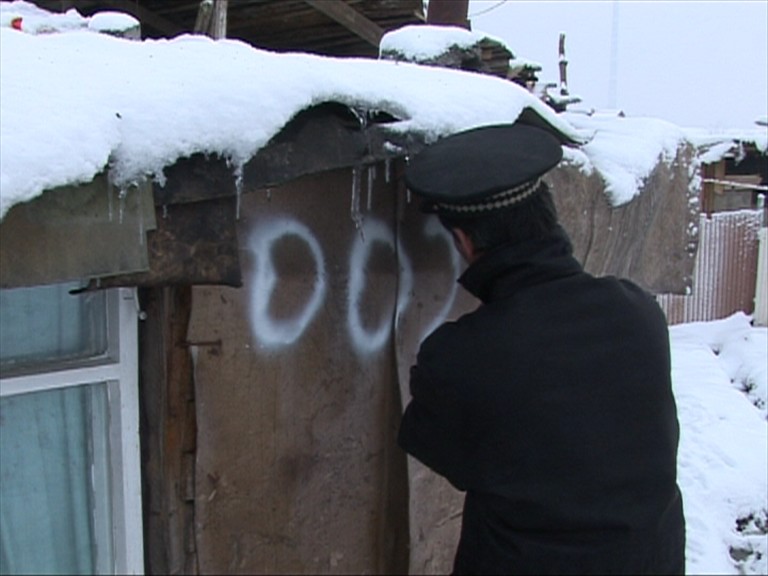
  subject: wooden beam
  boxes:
[139,285,199,574]
[303,0,384,47]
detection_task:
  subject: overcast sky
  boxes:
[467,0,768,130]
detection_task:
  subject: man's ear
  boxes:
[451,227,477,263]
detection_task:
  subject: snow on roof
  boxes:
[0,2,764,222]
[563,111,690,206]
[379,23,512,61]
[683,126,768,164]
[0,19,582,220]
[0,0,138,34]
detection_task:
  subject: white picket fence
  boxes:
[657,209,766,325]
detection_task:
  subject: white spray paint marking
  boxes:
[419,217,461,342]
[249,218,327,348]
[246,214,458,352]
[347,218,402,355]
[395,237,414,322]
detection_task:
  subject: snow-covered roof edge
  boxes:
[1,3,764,221]
[0,23,585,220]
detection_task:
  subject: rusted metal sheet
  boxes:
[153,154,238,207]
[189,165,414,574]
[0,174,155,288]
[0,171,241,290]
[657,210,763,324]
[78,198,242,290]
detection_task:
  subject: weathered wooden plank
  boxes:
[303,0,384,46]
[139,285,199,575]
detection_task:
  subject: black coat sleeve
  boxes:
[398,355,468,491]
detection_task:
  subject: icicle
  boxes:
[407,188,412,204]
[235,180,242,220]
[118,186,128,224]
[367,165,375,211]
[138,196,145,246]
[351,166,364,239]
[106,170,115,222]
[234,163,244,220]
[162,204,169,219]
[384,157,391,183]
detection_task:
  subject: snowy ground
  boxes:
[671,312,767,575]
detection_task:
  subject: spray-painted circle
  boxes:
[347,218,400,354]
[249,218,327,348]
[418,217,461,342]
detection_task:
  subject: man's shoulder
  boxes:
[416,307,490,366]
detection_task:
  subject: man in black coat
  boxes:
[398,122,686,575]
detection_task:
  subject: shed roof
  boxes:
[30,0,426,56]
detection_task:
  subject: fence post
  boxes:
[754,194,767,326]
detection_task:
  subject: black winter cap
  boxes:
[405,123,563,215]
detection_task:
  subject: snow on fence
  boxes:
[657,210,765,325]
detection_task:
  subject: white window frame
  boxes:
[0,287,144,575]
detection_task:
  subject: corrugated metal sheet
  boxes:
[657,210,764,324]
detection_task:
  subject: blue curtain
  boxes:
[0,284,106,372]
[0,282,113,575]
[0,384,110,575]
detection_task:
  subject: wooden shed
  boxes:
[0,2,700,575]
[0,104,699,575]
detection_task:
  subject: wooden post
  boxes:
[142,5,229,572]
[139,286,198,575]
[194,0,227,39]
[193,0,213,34]
[427,0,470,29]
[211,0,228,40]
[558,33,569,96]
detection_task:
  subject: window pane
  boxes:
[0,283,107,372]
[0,383,113,575]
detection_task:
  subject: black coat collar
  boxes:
[458,226,583,303]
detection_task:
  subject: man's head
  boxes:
[404,122,564,261]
